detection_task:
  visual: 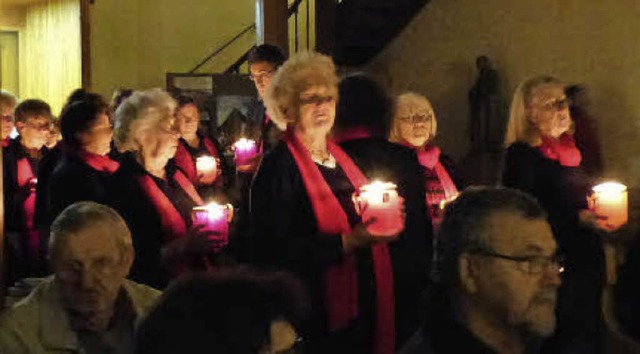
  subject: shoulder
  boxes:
[0,279,53,349]
[505,142,538,157]
[123,280,162,316]
[399,327,434,354]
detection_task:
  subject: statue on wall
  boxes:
[468,55,500,152]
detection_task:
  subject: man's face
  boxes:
[250,61,277,98]
[53,223,132,331]
[465,211,561,337]
[526,84,571,139]
[17,115,50,149]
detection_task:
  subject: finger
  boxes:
[362,216,377,227]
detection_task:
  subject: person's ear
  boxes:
[119,246,134,277]
[459,254,479,294]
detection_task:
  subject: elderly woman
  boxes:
[390,93,458,229]
[47,93,119,224]
[172,94,224,190]
[502,76,603,354]
[250,52,403,354]
[110,89,220,289]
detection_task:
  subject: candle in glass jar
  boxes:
[192,202,233,246]
[355,181,403,236]
[592,182,628,229]
[234,138,257,166]
[196,156,217,175]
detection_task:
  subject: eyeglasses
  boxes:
[534,97,571,111]
[298,94,336,106]
[250,70,275,82]
[398,113,433,124]
[468,248,565,276]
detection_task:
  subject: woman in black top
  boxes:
[109,89,219,289]
[502,76,604,354]
[47,93,119,224]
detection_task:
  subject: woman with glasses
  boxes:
[502,76,604,354]
[249,52,403,354]
[389,92,459,229]
[109,89,221,289]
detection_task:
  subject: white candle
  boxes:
[592,182,628,229]
[355,181,403,236]
[195,156,217,175]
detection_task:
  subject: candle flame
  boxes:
[196,156,217,171]
[234,138,257,150]
[360,180,397,193]
[193,202,230,221]
[593,182,627,193]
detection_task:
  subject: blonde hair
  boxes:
[263,51,338,129]
[0,90,17,112]
[504,76,563,146]
[389,92,437,143]
[114,88,176,152]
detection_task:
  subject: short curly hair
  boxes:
[113,89,176,152]
[263,51,339,128]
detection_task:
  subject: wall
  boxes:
[90,0,255,98]
[0,4,27,29]
[368,0,640,185]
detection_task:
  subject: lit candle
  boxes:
[354,181,404,236]
[192,202,234,246]
[196,156,217,175]
[233,138,258,166]
[592,182,628,230]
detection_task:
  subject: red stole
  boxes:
[539,133,582,167]
[3,137,9,148]
[137,169,205,275]
[16,157,39,263]
[284,129,395,354]
[78,150,120,174]
[174,137,219,184]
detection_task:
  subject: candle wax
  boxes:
[592,182,628,229]
[357,181,404,236]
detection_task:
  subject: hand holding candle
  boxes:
[192,202,234,249]
[590,182,628,231]
[353,181,405,236]
[234,138,258,168]
[196,156,219,185]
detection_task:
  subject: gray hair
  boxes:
[113,88,176,152]
[433,187,547,294]
[49,202,133,263]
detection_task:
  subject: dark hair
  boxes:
[110,88,134,113]
[171,93,197,109]
[335,74,392,136]
[60,93,109,149]
[136,267,308,354]
[247,44,286,68]
[14,99,52,123]
[433,187,547,295]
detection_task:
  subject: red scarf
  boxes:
[78,150,120,174]
[137,169,205,275]
[174,137,219,184]
[16,157,39,264]
[539,133,582,167]
[285,129,395,354]
[3,137,9,148]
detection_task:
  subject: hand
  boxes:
[236,153,263,174]
[183,224,227,255]
[359,196,406,238]
[579,209,622,233]
[198,165,221,185]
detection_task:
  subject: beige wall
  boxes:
[90,0,255,98]
[0,4,27,29]
[369,0,640,185]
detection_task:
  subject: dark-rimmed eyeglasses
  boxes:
[468,248,565,276]
[250,70,275,82]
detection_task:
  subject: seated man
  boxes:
[136,267,306,354]
[402,187,562,354]
[0,201,160,353]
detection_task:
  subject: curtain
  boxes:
[20,0,81,116]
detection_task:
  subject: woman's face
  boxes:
[139,116,180,163]
[293,85,337,139]
[79,112,113,155]
[1,104,15,139]
[526,84,571,139]
[175,103,200,138]
[395,104,434,148]
[18,115,50,149]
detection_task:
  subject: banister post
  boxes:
[256,0,289,54]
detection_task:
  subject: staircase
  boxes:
[334,0,430,66]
